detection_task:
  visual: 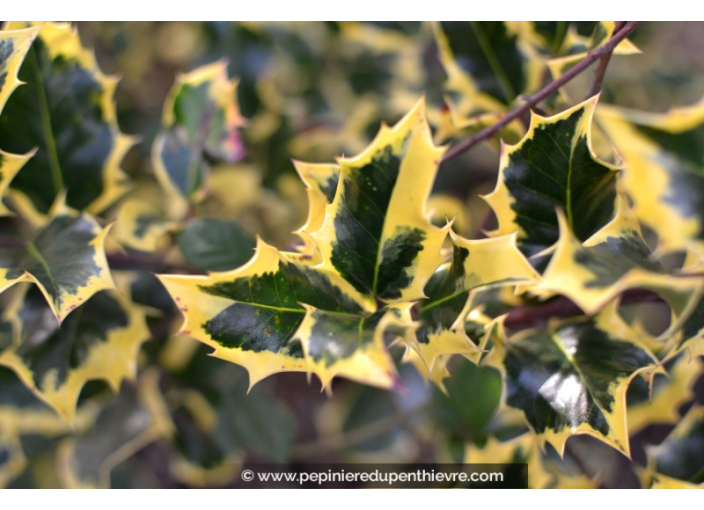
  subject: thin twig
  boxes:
[441,21,642,164]
[504,289,664,329]
[584,21,627,99]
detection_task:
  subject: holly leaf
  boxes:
[598,99,704,253]
[413,232,538,373]
[0,26,40,216]
[434,21,542,118]
[294,304,409,390]
[0,22,133,218]
[157,238,410,389]
[484,96,619,259]
[0,367,93,488]
[153,61,245,216]
[292,161,339,260]
[627,355,703,435]
[0,210,114,323]
[309,98,449,303]
[645,406,704,487]
[57,371,172,488]
[537,198,703,315]
[0,283,149,422]
[113,189,175,253]
[492,302,659,456]
[666,290,704,358]
[166,349,296,486]
[465,433,559,489]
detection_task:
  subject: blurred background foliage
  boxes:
[2,21,704,489]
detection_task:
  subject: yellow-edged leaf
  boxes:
[309,98,449,303]
[491,301,661,457]
[537,199,703,315]
[1,21,133,218]
[628,355,703,434]
[412,232,538,375]
[153,61,245,217]
[0,209,115,323]
[0,281,149,422]
[158,237,389,389]
[598,98,704,253]
[57,370,172,488]
[644,405,704,488]
[483,96,620,261]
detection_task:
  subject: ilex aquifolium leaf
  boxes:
[112,184,176,253]
[492,302,660,456]
[295,304,411,390]
[0,22,133,218]
[57,371,172,488]
[537,197,703,315]
[0,25,39,216]
[484,96,619,260]
[158,238,410,389]
[0,210,114,323]
[153,61,245,217]
[598,99,704,253]
[413,232,538,374]
[645,406,704,488]
[309,98,449,303]
[292,161,340,261]
[0,367,95,488]
[0,283,150,422]
[627,355,703,435]
[434,21,542,119]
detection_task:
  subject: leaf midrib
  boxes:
[25,241,59,301]
[548,330,617,427]
[28,44,64,195]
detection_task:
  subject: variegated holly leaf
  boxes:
[295,304,410,390]
[627,355,703,434]
[465,433,579,489]
[158,237,415,390]
[113,191,175,253]
[645,406,704,488]
[169,391,242,487]
[0,22,133,218]
[413,232,538,374]
[309,99,449,303]
[0,366,94,488]
[0,26,40,216]
[537,198,703,315]
[167,353,296,485]
[492,302,659,456]
[484,96,619,260]
[598,99,704,253]
[665,291,704,358]
[57,371,172,488]
[0,283,149,422]
[292,161,339,260]
[0,210,114,323]
[434,21,542,119]
[153,61,245,216]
